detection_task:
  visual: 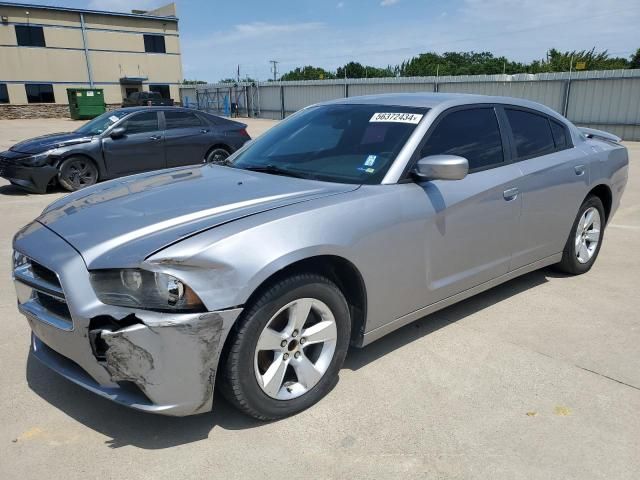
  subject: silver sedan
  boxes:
[12,93,629,419]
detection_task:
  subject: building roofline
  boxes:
[0,1,179,21]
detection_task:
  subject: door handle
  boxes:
[503,187,519,201]
[200,129,210,134]
[574,165,586,176]
[149,135,162,140]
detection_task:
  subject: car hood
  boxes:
[38,165,358,269]
[11,132,92,155]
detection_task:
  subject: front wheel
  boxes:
[220,274,351,420]
[556,195,605,274]
[57,156,98,192]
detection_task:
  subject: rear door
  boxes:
[415,106,523,303]
[101,111,165,175]
[163,110,212,167]
[503,107,590,269]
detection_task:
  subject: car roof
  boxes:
[320,92,563,120]
[116,106,195,114]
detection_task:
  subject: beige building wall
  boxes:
[0,2,182,114]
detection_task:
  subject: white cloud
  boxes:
[380,0,399,6]
[337,2,345,8]
[182,0,640,81]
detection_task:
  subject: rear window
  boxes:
[506,109,555,159]
[164,111,203,129]
[550,120,570,151]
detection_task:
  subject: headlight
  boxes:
[21,150,55,167]
[90,269,205,312]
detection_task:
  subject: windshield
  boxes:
[75,110,130,136]
[230,104,428,184]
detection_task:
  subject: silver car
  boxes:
[12,93,628,419]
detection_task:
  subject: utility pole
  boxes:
[269,60,279,81]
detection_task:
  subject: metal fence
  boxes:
[186,69,640,140]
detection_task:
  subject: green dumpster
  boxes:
[67,88,106,120]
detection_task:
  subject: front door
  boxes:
[416,106,522,303]
[101,111,165,176]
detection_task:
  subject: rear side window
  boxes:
[421,108,504,171]
[506,109,555,159]
[124,112,159,134]
[550,120,570,151]
[164,111,202,129]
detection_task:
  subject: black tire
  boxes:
[57,156,98,192]
[220,273,351,420]
[556,195,605,275]
[205,146,231,164]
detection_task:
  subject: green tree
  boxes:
[182,79,207,85]
[528,48,628,73]
[280,66,336,81]
[336,62,394,78]
[629,48,640,69]
[399,51,525,76]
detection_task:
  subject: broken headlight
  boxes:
[90,269,205,312]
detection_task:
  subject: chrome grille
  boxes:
[13,253,72,329]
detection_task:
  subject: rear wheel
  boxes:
[556,195,605,274]
[205,147,230,164]
[220,274,351,420]
[57,156,98,192]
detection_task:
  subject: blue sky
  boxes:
[18,0,640,81]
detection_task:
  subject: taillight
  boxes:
[238,128,250,138]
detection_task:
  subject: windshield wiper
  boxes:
[242,164,312,179]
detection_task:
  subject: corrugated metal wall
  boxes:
[195,70,640,140]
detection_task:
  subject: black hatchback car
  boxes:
[0,107,251,192]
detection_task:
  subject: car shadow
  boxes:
[344,268,550,371]
[0,184,65,196]
[26,267,552,450]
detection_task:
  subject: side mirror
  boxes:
[110,127,126,139]
[413,155,469,181]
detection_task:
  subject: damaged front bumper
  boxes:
[0,161,58,193]
[14,222,242,416]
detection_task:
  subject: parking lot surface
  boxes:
[0,118,638,479]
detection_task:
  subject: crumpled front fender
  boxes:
[98,309,242,416]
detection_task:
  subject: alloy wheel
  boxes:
[254,298,337,400]
[575,206,601,264]
[63,159,96,189]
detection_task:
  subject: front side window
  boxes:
[0,84,9,103]
[15,25,45,47]
[123,112,159,134]
[149,85,171,99]
[231,104,428,184]
[506,108,555,159]
[421,108,504,171]
[164,111,202,129]
[143,34,166,53]
[25,84,54,103]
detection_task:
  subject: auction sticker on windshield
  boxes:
[370,112,423,124]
